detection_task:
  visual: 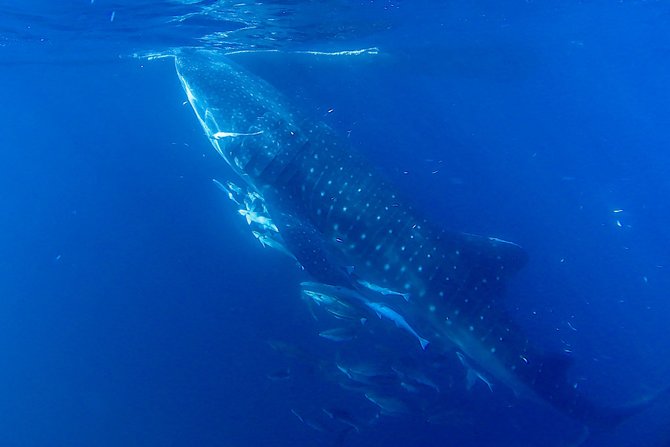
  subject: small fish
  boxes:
[290,408,305,424]
[302,290,339,307]
[456,352,493,392]
[251,231,296,259]
[324,307,367,325]
[301,284,361,308]
[211,130,263,140]
[301,282,368,323]
[318,327,357,342]
[336,363,379,380]
[213,178,242,204]
[301,281,366,304]
[291,409,328,432]
[336,363,397,387]
[304,295,365,324]
[392,365,440,393]
[226,181,243,196]
[487,236,522,248]
[245,190,265,209]
[357,279,410,302]
[322,408,360,432]
[364,392,409,416]
[238,209,278,231]
[364,301,429,350]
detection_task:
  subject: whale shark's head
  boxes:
[175,49,306,183]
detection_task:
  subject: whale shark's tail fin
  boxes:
[521,349,669,430]
[569,383,670,430]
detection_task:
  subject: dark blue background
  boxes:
[1,1,669,446]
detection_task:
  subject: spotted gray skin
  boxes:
[174,49,633,428]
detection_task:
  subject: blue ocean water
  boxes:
[1,1,669,446]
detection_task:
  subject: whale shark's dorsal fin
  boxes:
[436,230,529,307]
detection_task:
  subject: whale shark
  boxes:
[173,48,650,429]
